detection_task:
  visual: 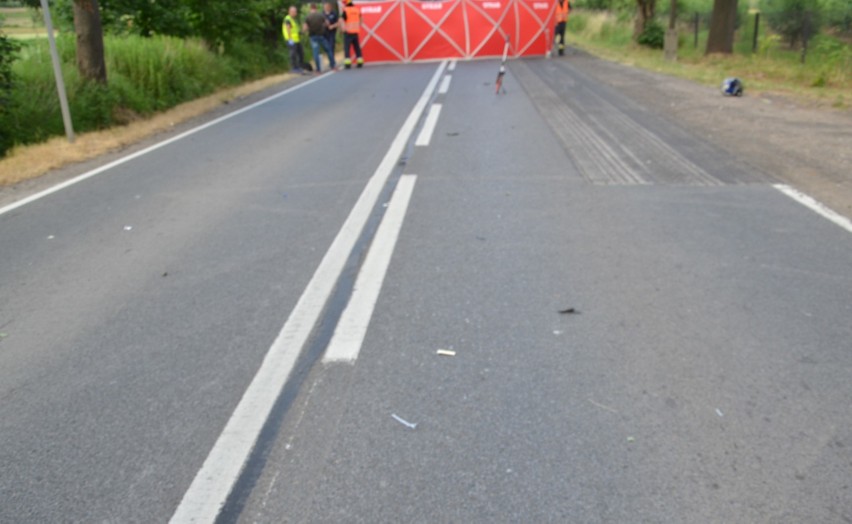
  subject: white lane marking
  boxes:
[774,184,852,234]
[324,175,417,364]
[448,60,457,71]
[169,62,447,524]
[439,74,452,94]
[0,75,332,218]
[415,104,443,147]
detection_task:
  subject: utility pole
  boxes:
[39,0,74,143]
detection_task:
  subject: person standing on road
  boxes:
[305,3,336,73]
[341,0,364,69]
[283,6,306,74]
[554,0,571,56]
[323,1,340,55]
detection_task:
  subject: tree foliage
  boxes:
[634,0,656,40]
[0,30,20,153]
[764,0,825,48]
[26,0,293,50]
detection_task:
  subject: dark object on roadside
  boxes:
[722,77,744,97]
[559,308,578,315]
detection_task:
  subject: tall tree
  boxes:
[705,0,738,54]
[23,0,108,83]
[634,0,656,40]
[73,0,107,83]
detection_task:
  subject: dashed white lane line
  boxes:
[448,60,457,71]
[439,75,452,94]
[774,184,852,235]
[0,74,333,217]
[415,104,443,147]
[324,175,417,364]
[169,61,447,524]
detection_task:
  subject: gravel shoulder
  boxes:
[564,47,852,219]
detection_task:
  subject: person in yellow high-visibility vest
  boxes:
[283,5,307,74]
[554,0,571,56]
[341,0,364,69]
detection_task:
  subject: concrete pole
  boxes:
[39,0,75,144]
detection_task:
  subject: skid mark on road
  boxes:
[513,59,757,187]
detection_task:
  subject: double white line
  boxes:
[170,61,447,523]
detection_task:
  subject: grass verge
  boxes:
[566,10,852,109]
[0,72,294,187]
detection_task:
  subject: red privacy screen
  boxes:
[355,0,557,62]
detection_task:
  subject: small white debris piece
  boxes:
[124,226,133,231]
[47,235,55,240]
[553,330,564,336]
[391,413,418,429]
[436,349,456,357]
[716,408,724,418]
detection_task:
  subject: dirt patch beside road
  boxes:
[564,47,852,219]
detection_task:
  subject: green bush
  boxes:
[1,32,287,156]
[638,21,665,49]
[0,31,21,154]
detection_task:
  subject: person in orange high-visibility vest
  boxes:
[554,0,571,56]
[341,0,364,68]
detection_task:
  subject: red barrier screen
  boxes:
[356,0,557,62]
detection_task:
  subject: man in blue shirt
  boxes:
[323,2,340,54]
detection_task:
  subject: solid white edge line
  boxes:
[0,74,331,218]
[415,104,443,147]
[324,175,417,364]
[774,184,852,234]
[169,61,446,524]
[439,75,452,95]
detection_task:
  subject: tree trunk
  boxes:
[73,0,107,84]
[705,0,738,54]
[664,0,677,61]
[633,0,656,40]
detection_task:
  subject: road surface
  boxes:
[1,56,851,523]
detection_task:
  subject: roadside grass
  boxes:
[1,32,288,158]
[0,71,295,187]
[567,10,852,109]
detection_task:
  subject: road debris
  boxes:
[722,77,744,97]
[716,408,724,418]
[47,235,55,240]
[123,226,133,231]
[446,132,460,137]
[436,349,456,357]
[627,436,635,443]
[553,330,564,336]
[588,398,618,414]
[392,413,418,429]
[0,332,8,339]
[559,308,579,315]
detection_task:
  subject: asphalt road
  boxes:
[1,56,850,523]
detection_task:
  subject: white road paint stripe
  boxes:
[169,61,447,524]
[774,184,852,234]
[415,104,443,147]
[448,60,457,71]
[324,175,417,364]
[0,74,332,218]
[439,74,452,94]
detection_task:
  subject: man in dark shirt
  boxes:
[323,2,340,54]
[304,3,336,72]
